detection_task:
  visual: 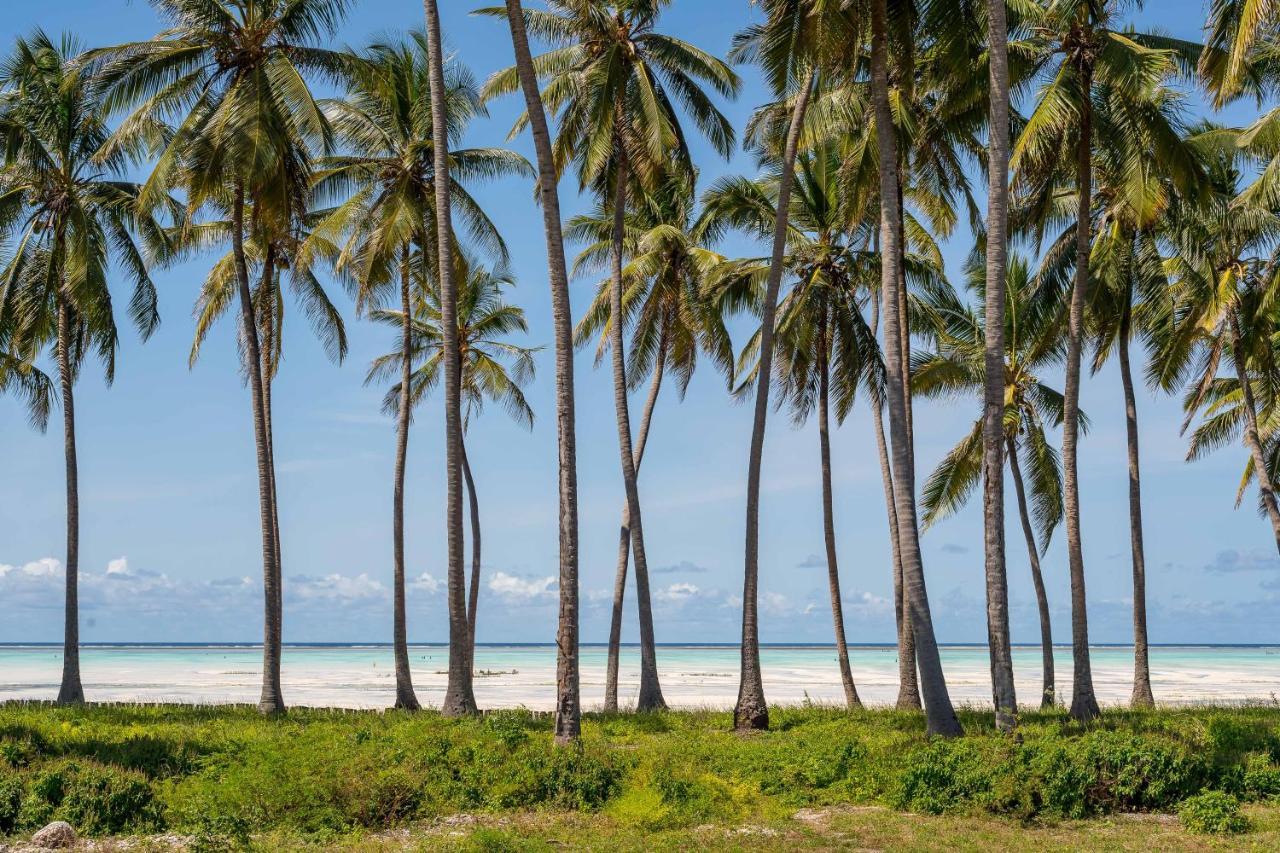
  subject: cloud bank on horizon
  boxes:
[2,553,1275,645]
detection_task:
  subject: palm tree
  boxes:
[313,34,529,711]
[914,255,1072,709]
[421,0,478,717]
[1011,0,1193,722]
[717,0,856,733]
[699,143,884,710]
[567,172,733,711]
[0,316,53,431]
[1164,135,1280,553]
[367,254,537,677]
[92,0,356,714]
[0,31,169,704]
[1022,41,1203,711]
[869,0,962,737]
[981,0,1016,731]
[481,0,739,713]
[487,0,583,744]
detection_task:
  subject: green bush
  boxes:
[893,740,994,814]
[0,770,22,834]
[1178,791,1249,835]
[16,759,162,836]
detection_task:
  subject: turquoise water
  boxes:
[1,644,1276,709]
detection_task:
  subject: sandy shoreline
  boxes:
[2,644,1277,710]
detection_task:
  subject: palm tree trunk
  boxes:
[1064,74,1100,722]
[735,67,815,732]
[55,290,84,705]
[871,0,961,737]
[608,144,666,712]
[502,0,581,744]
[1229,310,1280,549]
[604,329,667,712]
[1118,298,1153,708]
[232,184,284,715]
[1007,435,1055,708]
[982,0,1016,731]
[818,304,860,709]
[463,435,482,676]
[424,0,477,717]
[392,246,420,710]
[870,293,919,710]
[258,249,284,686]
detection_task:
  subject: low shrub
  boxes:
[15,759,162,835]
[1178,791,1249,835]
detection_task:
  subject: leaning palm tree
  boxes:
[312,33,529,711]
[699,143,885,710]
[368,255,537,677]
[0,31,170,704]
[486,0,583,744]
[1011,0,1194,722]
[481,0,740,713]
[92,0,356,714]
[717,0,855,733]
[914,254,1072,709]
[568,172,733,711]
[869,0,963,736]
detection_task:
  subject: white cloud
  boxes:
[0,557,61,578]
[287,572,386,604]
[106,557,130,576]
[762,591,791,616]
[656,582,700,603]
[410,572,440,594]
[488,571,556,601]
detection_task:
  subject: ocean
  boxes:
[1,643,1276,710]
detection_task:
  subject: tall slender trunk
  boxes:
[1119,297,1153,708]
[982,0,1016,730]
[1064,71,1099,722]
[232,185,284,714]
[424,0,477,717]
[463,435,482,675]
[55,290,84,705]
[735,67,815,732]
[1229,310,1280,549]
[391,247,420,710]
[604,329,667,712]
[871,293,919,709]
[502,0,581,744]
[1007,435,1055,708]
[608,146,665,712]
[258,248,284,681]
[818,303,859,709]
[870,0,961,737]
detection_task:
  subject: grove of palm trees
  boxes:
[6,0,1280,847]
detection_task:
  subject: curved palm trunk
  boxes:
[502,0,581,744]
[982,0,1017,730]
[735,67,815,732]
[1118,299,1153,708]
[1064,80,1100,722]
[1229,310,1280,549]
[870,294,919,710]
[55,293,84,705]
[392,248,420,710]
[608,147,666,712]
[424,0,478,717]
[604,331,667,712]
[463,435,482,675]
[818,306,860,709]
[871,0,961,737]
[232,185,284,715]
[1007,436,1055,708]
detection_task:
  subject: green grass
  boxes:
[1,703,1279,849]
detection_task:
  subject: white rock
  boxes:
[29,821,76,849]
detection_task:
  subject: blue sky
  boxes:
[3,0,1279,645]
